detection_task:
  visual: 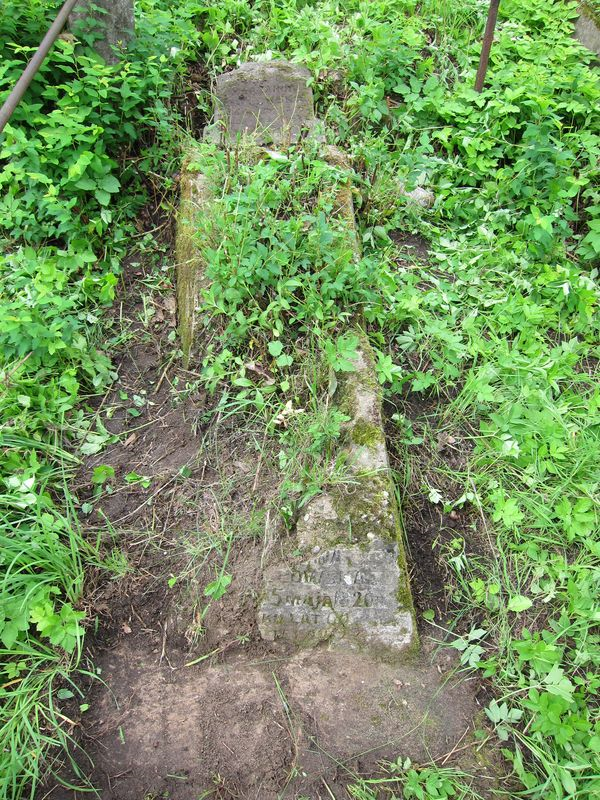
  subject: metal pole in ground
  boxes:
[474,0,501,92]
[0,0,79,135]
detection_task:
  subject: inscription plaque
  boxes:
[210,61,316,145]
[258,339,416,656]
[259,538,414,652]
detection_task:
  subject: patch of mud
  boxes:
[167,540,267,654]
[384,231,492,628]
[69,643,293,800]
[49,639,494,800]
[73,249,279,656]
[389,230,429,262]
[73,272,208,531]
[385,392,481,624]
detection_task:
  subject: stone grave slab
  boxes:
[258,539,414,653]
[175,153,213,367]
[575,9,600,56]
[258,340,417,658]
[210,61,316,144]
[173,58,417,658]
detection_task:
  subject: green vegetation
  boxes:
[0,1,202,794]
[1,0,598,797]
[582,1,600,26]
[190,2,599,797]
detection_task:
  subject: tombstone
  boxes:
[258,342,417,658]
[69,0,135,63]
[575,9,600,56]
[176,60,417,657]
[209,61,317,145]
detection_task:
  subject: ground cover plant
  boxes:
[0,1,206,795]
[186,1,599,798]
[0,0,598,797]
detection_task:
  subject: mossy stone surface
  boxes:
[259,336,417,658]
[175,155,213,368]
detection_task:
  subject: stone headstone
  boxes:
[210,61,316,145]
[259,539,414,653]
[69,0,135,63]
[258,341,417,658]
[174,60,416,657]
[575,10,600,56]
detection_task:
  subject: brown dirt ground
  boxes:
[41,232,506,799]
[385,230,494,627]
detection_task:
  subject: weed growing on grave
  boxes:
[348,760,488,799]
[187,1,599,798]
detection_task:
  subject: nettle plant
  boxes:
[1,33,180,243]
[390,0,598,262]
[196,141,390,388]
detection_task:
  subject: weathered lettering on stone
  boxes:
[259,539,414,652]
[210,61,316,145]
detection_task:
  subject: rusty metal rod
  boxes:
[474,0,501,92]
[0,0,80,135]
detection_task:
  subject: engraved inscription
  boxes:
[258,538,414,651]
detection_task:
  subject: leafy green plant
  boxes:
[0,0,204,795]
[348,760,486,799]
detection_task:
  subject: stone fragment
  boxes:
[399,183,435,208]
[324,146,361,257]
[69,0,135,63]
[258,338,417,658]
[259,539,414,654]
[175,154,213,368]
[210,61,316,145]
[575,9,600,56]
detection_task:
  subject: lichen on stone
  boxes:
[175,151,215,368]
[350,419,386,448]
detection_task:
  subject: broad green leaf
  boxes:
[508,595,533,613]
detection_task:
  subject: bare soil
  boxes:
[49,640,493,800]
[42,232,503,799]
